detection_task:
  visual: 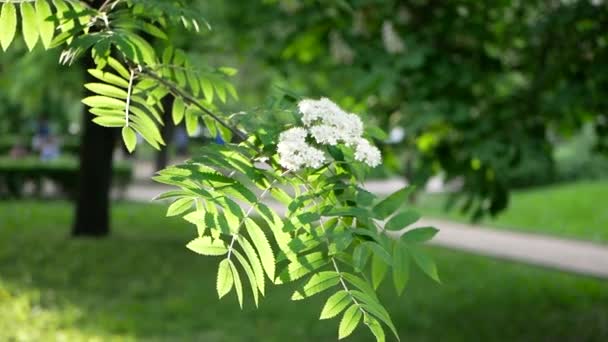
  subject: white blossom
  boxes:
[354,138,382,167]
[278,98,383,170]
[277,127,326,171]
[298,98,364,146]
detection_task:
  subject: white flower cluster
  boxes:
[277,98,382,171]
[277,127,326,171]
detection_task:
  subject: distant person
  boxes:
[40,136,60,161]
[32,115,52,153]
[175,127,189,156]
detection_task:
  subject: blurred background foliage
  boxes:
[1,0,607,218]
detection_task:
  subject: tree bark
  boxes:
[155,96,175,171]
[72,98,118,237]
[71,0,117,237]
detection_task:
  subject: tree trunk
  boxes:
[155,96,175,171]
[72,107,118,237]
[71,0,117,237]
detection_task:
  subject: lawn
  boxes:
[1,201,607,341]
[416,181,608,243]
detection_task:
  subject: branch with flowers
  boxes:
[154,97,440,341]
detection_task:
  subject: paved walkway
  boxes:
[125,184,608,279]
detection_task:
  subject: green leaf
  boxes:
[409,246,440,283]
[20,2,39,51]
[338,304,362,339]
[107,57,131,79]
[219,67,238,76]
[237,237,265,295]
[291,271,339,300]
[228,259,244,308]
[362,242,392,266]
[0,2,17,51]
[276,252,327,284]
[400,227,439,244]
[85,83,129,99]
[185,108,199,136]
[88,69,130,88]
[353,243,371,272]
[372,187,414,220]
[166,197,193,217]
[245,219,276,281]
[392,243,409,296]
[216,259,234,299]
[320,290,350,320]
[36,0,54,49]
[232,249,260,307]
[200,78,214,102]
[171,97,186,125]
[365,316,386,342]
[121,126,137,153]
[92,116,124,127]
[82,96,127,109]
[186,236,228,256]
[385,210,421,231]
[371,252,388,290]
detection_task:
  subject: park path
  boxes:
[124,183,608,279]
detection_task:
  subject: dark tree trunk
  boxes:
[155,96,175,171]
[72,103,118,237]
[72,0,117,237]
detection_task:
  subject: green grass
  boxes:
[416,181,608,243]
[1,201,607,341]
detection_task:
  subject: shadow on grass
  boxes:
[1,201,607,341]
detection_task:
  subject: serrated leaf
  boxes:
[217,259,233,299]
[88,69,130,88]
[292,271,339,300]
[400,227,439,244]
[385,210,421,231]
[171,97,185,124]
[36,0,54,49]
[409,246,440,283]
[21,3,39,50]
[276,252,327,284]
[245,219,275,281]
[339,304,362,339]
[228,259,244,308]
[372,187,414,220]
[364,242,392,266]
[365,316,386,342]
[232,249,259,307]
[186,236,228,256]
[85,83,129,99]
[237,237,265,295]
[320,290,350,320]
[393,243,409,296]
[107,57,130,79]
[185,108,198,136]
[166,197,193,217]
[0,3,17,51]
[200,78,214,102]
[371,252,388,290]
[353,243,371,272]
[82,96,127,109]
[121,126,137,153]
[92,116,124,127]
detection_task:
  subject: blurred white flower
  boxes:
[382,21,404,54]
[330,31,355,64]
